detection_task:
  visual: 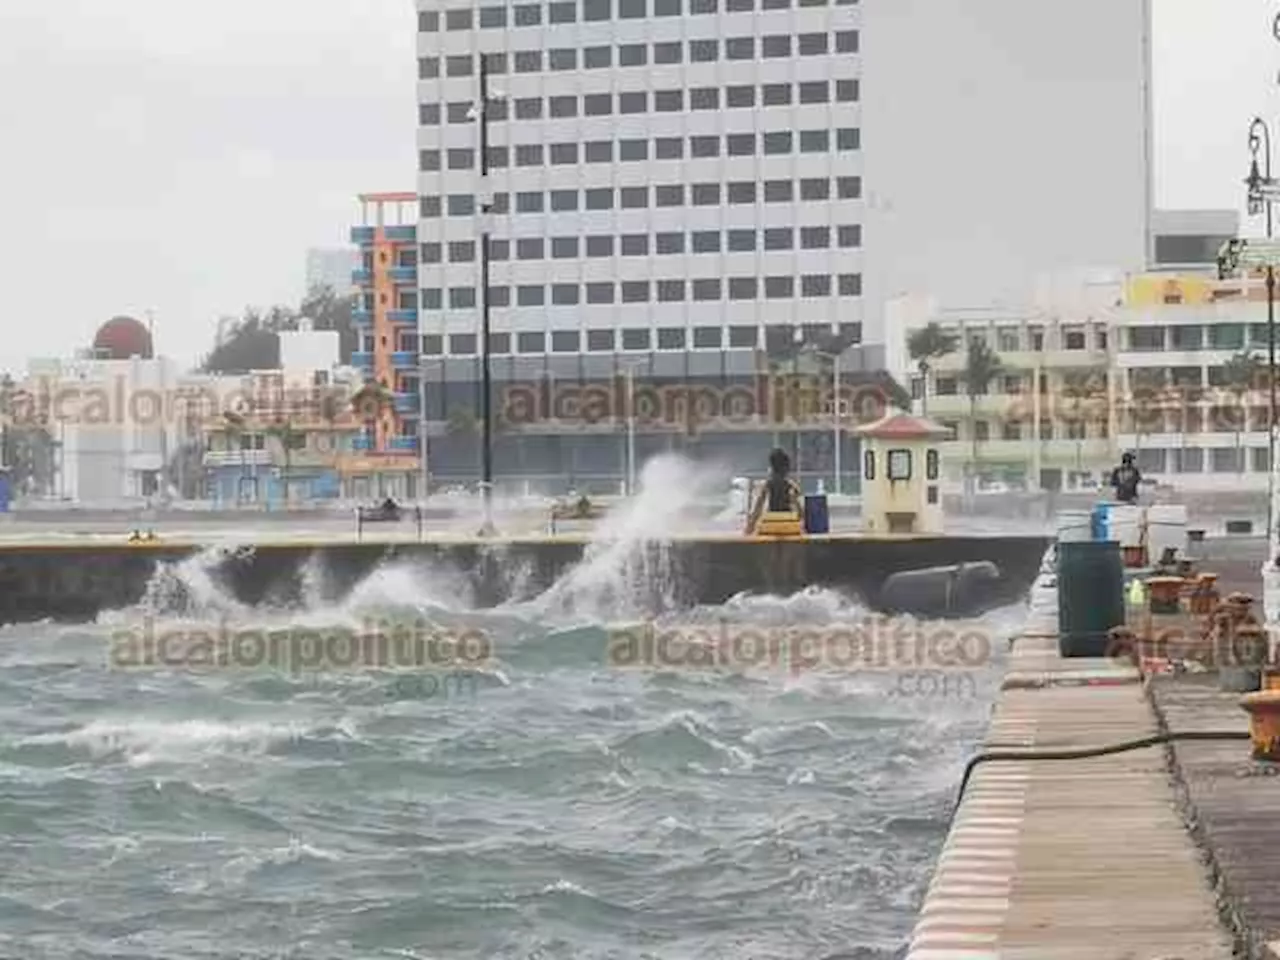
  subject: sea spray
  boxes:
[529,454,727,623]
[134,545,249,620]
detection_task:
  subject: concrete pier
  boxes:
[908,541,1274,959]
[0,533,1049,626]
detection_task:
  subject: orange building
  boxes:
[349,192,423,499]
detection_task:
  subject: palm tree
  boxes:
[268,418,303,503]
[1126,369,1166,462]
[318,390,343,476]
[1059,368,1107,478]
[960,338,1002,495]
[222,411,247,503]
[907,323,960,416]
[1222,351,1261,473]
[350,382,395,450]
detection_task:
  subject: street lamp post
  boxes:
[832,350,842,496]
[1246,117,1278,550]
[471,59,497,536]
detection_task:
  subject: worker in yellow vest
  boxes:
[745,448,805,537]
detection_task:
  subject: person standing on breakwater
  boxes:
[745,448,804,536]
[1109,451,1142,504]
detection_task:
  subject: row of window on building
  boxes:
[421,129,860,175]
[926,323,1279,356]
[937,419,1108,442]
[419,32,858,79]
[418,226,862,266]
[1126,324,1275,352]
[420,176,863,217]
[385,322,863,355]
[420,0,857,34]
[1135,447,1272,475]
[417,274,863,309]
[421,79,859,128]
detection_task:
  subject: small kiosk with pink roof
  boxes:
[854,412,951,536]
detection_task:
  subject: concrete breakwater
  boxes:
[0,534,1050,625]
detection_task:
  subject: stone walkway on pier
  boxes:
[907,613,1236,960]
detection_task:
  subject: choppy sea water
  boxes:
[0,459,1031,960]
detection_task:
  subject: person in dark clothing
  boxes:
[745,448,803,533]
[1109,452,1142,503]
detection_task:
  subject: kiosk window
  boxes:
[888,449,912,481]
[863,449,875,480]
[926,449,939,480]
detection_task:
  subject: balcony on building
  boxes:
[352,308,373,326]
[352,352,374,369]
[388,266,417,285]
[389,435,419,452]
[391,351,417,370]
[388,308,417,324]
[394,392,420,414]
[352,268,372,286]
[353,191,417,257]
[203,449,274,468]
[353,434,373,451]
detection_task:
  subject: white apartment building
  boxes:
[416,0,864,359]
[1113,272,1277,493]
[883,210,1258,495]
[19,354,181,503]
[888,290,1122,494]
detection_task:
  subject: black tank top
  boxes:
[766,475,792,511]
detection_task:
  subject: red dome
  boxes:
[93,316,153,360]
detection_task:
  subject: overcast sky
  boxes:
[0,0,1274,376]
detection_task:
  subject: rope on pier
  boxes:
[953,730,1252,815]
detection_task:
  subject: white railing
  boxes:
[202,449,273,467]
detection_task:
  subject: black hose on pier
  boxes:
[953,730,1252,815]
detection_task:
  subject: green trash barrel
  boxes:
[1057,540,1125,657]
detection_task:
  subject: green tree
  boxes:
[1222,351,1261,473]
[201,287,359,376]
[202,306,296,374]
[0,374,57,497]
[960,338,1002,493]
[907,323,960,416]
[1059,368,1108,475]
[268,418,304,502]
[221,411,250,501]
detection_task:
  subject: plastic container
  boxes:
[1090,503,1110,541]
[803,494,829,535]
[1058,539,1126,657]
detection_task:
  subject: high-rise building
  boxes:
[413,0,880,492]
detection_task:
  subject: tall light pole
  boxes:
[832,350,842,496]
[1246,117,1278,549]
[620,359,644,496]
[417,367,429,501]
[792,328,805,480]
[470,60,497,536]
